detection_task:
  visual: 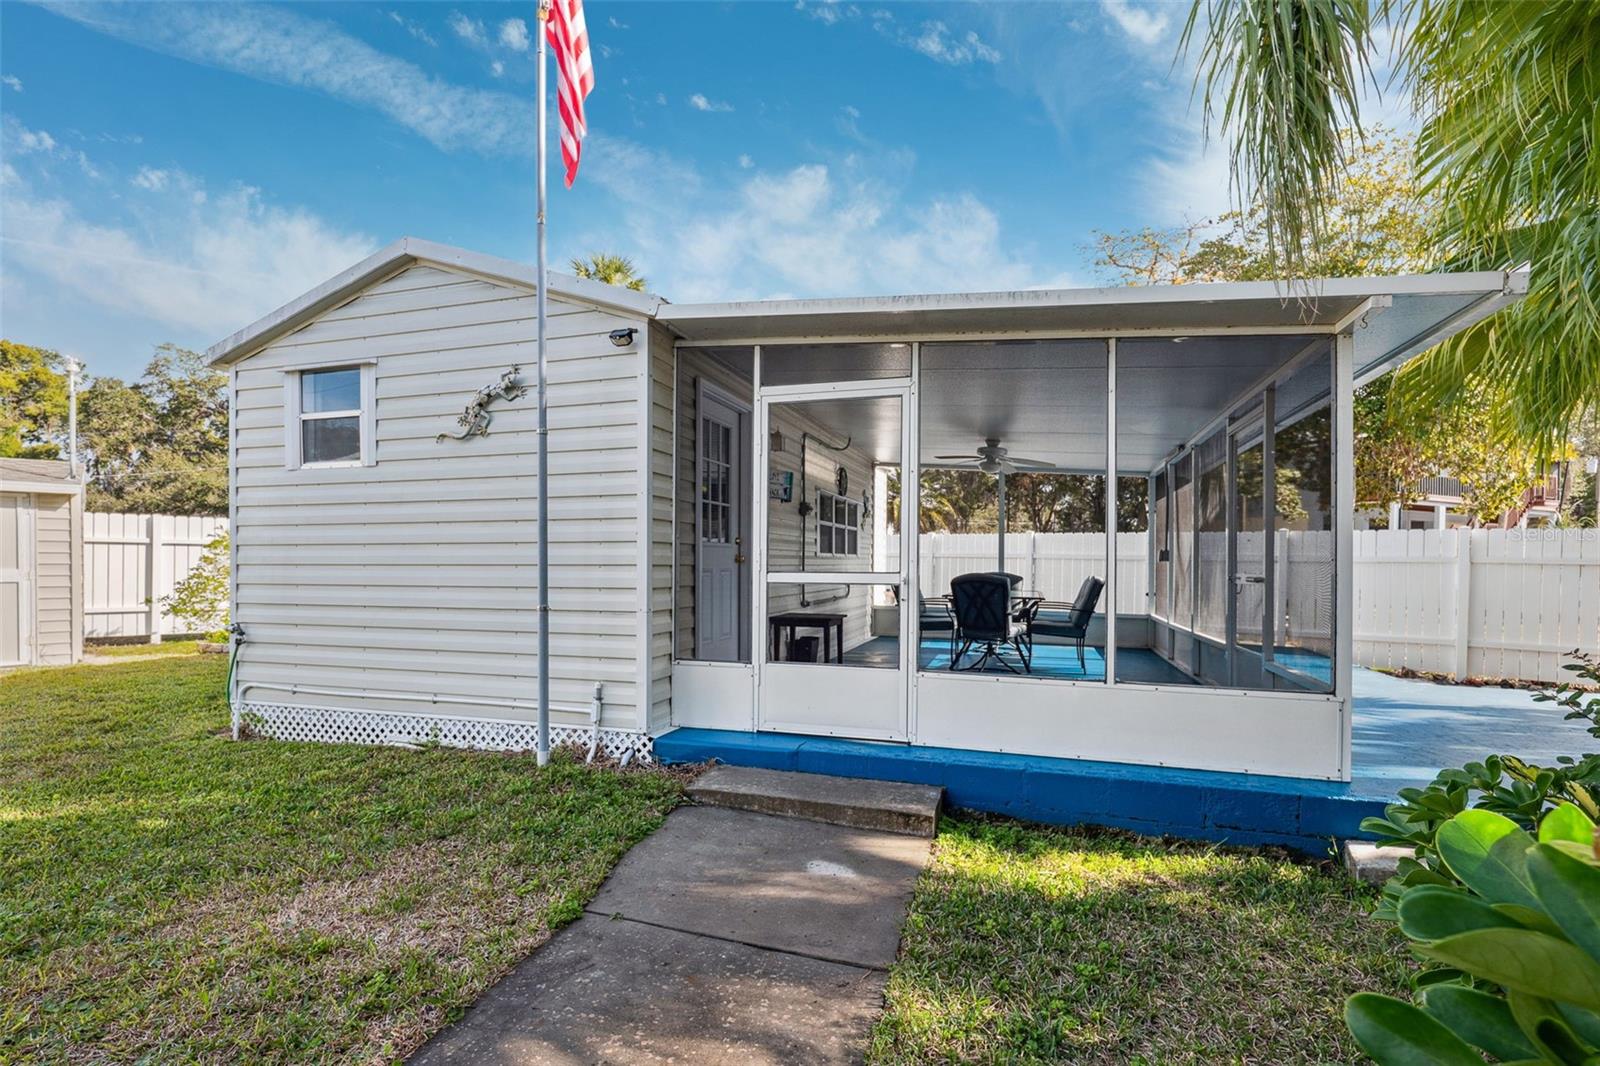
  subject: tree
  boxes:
[0,340,67,459]
[1095,132,1552,525]
[1183,0,1600,456]
[161,532,229,640]
[1091,130,1429,285]
[569,253,647,291]
[79,345,228,514]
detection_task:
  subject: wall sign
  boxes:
[768,470,794,502]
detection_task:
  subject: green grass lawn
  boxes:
[869,817,1411,1065]
[0,655,685,1063]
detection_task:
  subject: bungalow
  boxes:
[208,238,1526,844]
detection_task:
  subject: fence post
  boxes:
[1452,530,1471,679]
[1026,532,1037,592]
[147,515,164,644]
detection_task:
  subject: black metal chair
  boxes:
[950,572,1030,673]
[919,595,957,664]
[1029,576,1104,673]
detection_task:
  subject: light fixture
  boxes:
[608,327,637,348]
[769,429,786,454]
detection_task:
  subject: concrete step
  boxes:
[687,766,943,837]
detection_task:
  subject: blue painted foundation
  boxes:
[655,727,1386,856]
[656,669,1590,856]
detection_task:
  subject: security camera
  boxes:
[609,328,637,347]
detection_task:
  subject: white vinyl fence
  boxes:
[892,529,1600,683]
[83,512,229,641]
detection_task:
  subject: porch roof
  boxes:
[659,268,1529,384]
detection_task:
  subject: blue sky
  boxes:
[1,0,1234,380]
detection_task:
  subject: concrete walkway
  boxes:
[410,802,932,1065]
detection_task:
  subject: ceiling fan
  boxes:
[933,438,1055,475]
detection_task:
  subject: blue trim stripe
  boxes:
[655,728,1390,856]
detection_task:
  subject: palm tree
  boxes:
[1184,0,1599,455]
[569,252,647,292]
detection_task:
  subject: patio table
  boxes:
[768,611,847,663]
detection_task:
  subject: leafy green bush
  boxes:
[1348,650,1600,1062]
[1345,804,1600,1064]
[160,532,229,642]
[1360,650,1600,916]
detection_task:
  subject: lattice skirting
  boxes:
[237,701,655,763]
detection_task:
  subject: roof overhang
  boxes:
[206,237,666,367]
[660,268,1529,383]
[0,458,84,494]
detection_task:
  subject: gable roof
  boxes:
[206,237,666,367]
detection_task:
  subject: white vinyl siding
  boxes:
[230,263,652,732]
[647,322,678,732]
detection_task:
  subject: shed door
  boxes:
[0,493,34,666]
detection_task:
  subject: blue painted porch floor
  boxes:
[844,636,1190,684]
[656,668,1590,855]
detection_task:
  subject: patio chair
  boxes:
[1029,576,1104,673]
[919,594,957,663]
[950,572,1031,674]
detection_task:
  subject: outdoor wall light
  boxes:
[608,327,637,347]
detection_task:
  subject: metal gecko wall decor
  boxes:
[436,366,527,442]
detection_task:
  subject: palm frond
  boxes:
[1180,0,1380,276]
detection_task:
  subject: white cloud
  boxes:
[1099,0,1170,46]
[490,61,505,78]
[131,166,169,191]
[587,136,1073,301]
[1,154,376,340]
[1,74,21,92]
[387,10,437,47]
[795,0,845,26]
[688,93,733,113]
[447,11,486,45]
[908,21,1001,65]
[5,118,99,178]
[15,126,56,154]
[608,15,629,30]
[498,18,530,52]
[798,3,1000,65]
[737,153,754,169]
[44,3,533,156]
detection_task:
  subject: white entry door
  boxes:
[695,385,748,661]
[0,493,34,667]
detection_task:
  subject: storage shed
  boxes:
[0,458,84,667]
[209,237,1526,811]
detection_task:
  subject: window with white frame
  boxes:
[815,489,859,556]
[289,365,370,468]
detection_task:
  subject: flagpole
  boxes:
[535,0,552,768]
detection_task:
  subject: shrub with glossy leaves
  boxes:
[1346,804,1600,1064]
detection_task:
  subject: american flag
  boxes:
[545,0,593,187]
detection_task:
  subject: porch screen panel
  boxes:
[1271,349,1334,688]
[1171,453,1194,634]
[918,340,1107,683]
[765,394,898,577]
[760,343,911,388]
[1152,468,1169,621]
[1193,430,1229,642]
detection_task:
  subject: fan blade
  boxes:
[1004,456,1056,469]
